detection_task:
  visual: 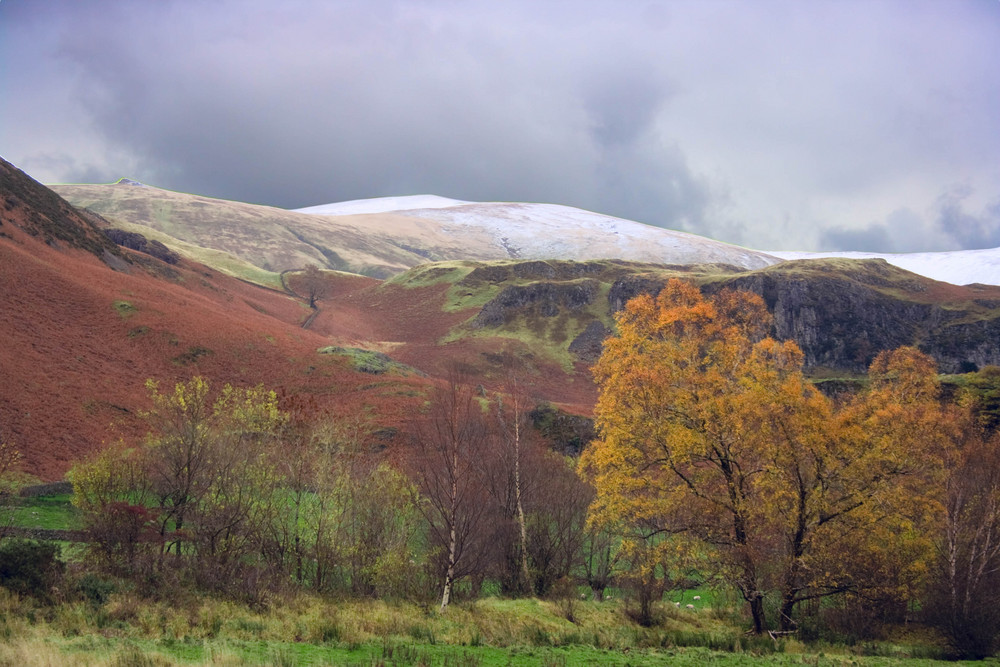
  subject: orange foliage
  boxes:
[580,279,949,633]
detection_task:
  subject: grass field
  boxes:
[2,493,81,531]
[4,636,980,667]
[0,581,991,667]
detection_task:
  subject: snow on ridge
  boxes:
[293,196,1000,286]
[295,195,780,269]
[294,194,469,216]
[393,201,780,269]
[769,248,1000,287]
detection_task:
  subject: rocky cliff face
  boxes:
[923,317,1000,373]
[472,280,600,328]
[608,260,1000,373]
[713,272,941,371]
[443,257,1000,374]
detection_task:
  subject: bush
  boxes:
[0,539,64,602]
[76,573,118,607]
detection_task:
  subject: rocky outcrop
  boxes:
[569,320,611,362]
[608,275,669,312]
[104,228,181,264]
[606,261,1000,373]
[473,279,600,328]
[923,317,1000,373]
[711,273,948,371]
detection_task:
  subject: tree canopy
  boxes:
[581,279,948,633]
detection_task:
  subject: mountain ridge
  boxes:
[51,183,781,278]
[53,182,1000,287]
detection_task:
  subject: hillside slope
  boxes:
[1,160,428,480]
[10,167,1000,478]
[342,257,1000,384]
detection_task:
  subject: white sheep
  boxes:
[686,604,695,609]
[693,595,701,600]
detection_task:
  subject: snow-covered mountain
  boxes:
[296,195,1000,286]
[52,180,1000,286]
[295,196,779,270]
[769,248,1000,287]
[296,194,469,216]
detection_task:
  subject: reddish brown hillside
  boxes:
[0,160,429,480]
[305,277,600,415]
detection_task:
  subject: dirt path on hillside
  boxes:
[280,269,320,330]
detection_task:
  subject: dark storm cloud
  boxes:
[2,0,998,250]
[6,0,707,233]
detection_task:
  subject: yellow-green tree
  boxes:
[141,377,285,594]
[580,280,947,633]
[0,440,23,539]
[69,441,156,574]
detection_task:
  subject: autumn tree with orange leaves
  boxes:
[580,279,948,634]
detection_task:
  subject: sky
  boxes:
[1,0,998,252]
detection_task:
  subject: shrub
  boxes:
[76,573,117,607]
[0,539,64,602]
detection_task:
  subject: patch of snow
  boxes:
[293,196,1000,286]
[394,201,780,269]
[769,248,1000,287]
[295,196,780,270]
[294,194,469,216]
[115,178,147,187]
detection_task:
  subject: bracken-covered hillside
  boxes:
[0,159,431,480]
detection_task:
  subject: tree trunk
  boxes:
[441,520,456,611]
[441,457,460,612]
[778,594,797,632]
[779,465,809,632]
[514,413,531,593]
[749,593,766,634]
[724,457,766,633]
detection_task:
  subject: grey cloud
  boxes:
[821,224,895,253]
[583,69,674,148]
[936,187,1000,250]
[1,0,997,253]
[36,0,713,229]
[820,207,953,253]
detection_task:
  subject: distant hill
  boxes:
[52,183,780,279]
[358,256,1000,378]
[49,176,1000,375]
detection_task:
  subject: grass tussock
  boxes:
[0,586,974,666]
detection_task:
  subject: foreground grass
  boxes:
[5,636,981,667]
[0,588,993,667]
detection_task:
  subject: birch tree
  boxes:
[411,375,492,610]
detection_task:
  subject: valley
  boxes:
[3,157,1000,663]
